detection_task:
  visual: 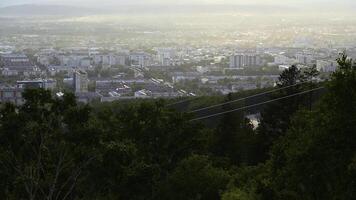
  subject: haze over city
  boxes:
[1,0,356,11]
[0,1,355,199]
[1,0,355,5]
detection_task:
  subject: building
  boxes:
[156,48,176,66]
[80,58,91,67]
[2,68,19,76]
[316,60,338,72]
[0,86,24,105]
[130,52,151,67]
[0,54,30,65]
[58,54,88,67]
[273,55,297,65]
[230,53,261,68]
[95,80,132,96]
[73,70,89,93]
[48,65,75,76]
[0,79,55,105]
[92,54,116,66]
[17,80,56,90]
[296,52,315,65]
[134,89,152,98]
[0,54,37,76]
[114,54,129,66]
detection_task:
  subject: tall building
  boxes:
[130,52,151,67]
[230,53,261,68]
[316,60,338,72]
[295,52,314,65]
[156,48,176,66]
[73,70,88,93]
[114,54,129,66]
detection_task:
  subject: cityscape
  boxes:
[1,5,355,104]
[0,1,355,200]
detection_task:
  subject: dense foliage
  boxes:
[0,55,355,199]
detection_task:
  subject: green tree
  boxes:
[264,54,356,199]
[258,65,304,137]
[212,94,262,166]
[79,100,211,199]
[221,188,255,200]
[257,65,318,160]
[157,155,231,200]
[0,89,100,200]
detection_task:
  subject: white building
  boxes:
[0,54,37,76]
[114,54,129,66]
[230,53,261,68]
[296,52,314,65]
[156,48,176,66]
[130,53,151,67]
[73,70,89,93]
[80,58,91,67]
[316,60,338,72]
[134,89,152,98]
[93,54,116,66]
[1,68,19,76]
[58,55,88,67]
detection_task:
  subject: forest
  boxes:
[0,54,355,200]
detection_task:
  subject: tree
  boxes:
[78,100,211,199]
[157,155,231,200]
[0,89,100,200]
[221,188,255,200]
[303,65,320,110]
[212,93,263,166]
[263,53,356,199]
[79,139,157,200]
[257,65,318,160]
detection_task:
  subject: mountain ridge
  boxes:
[0,4,106,16]
[0,4,299,16]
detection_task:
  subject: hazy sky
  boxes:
[1,0,355,6]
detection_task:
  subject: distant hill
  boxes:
[0,4,105,16]
[0,4,300,17]
[0,3,354,17]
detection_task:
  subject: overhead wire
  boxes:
[189,80,317,113]
[190,87,325,122]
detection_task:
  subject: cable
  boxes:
[168,80,314,108]
[189,80,316,113]
[166,97,200,107]
[190,87,324,122]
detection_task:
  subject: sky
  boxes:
[0,0,354,6]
